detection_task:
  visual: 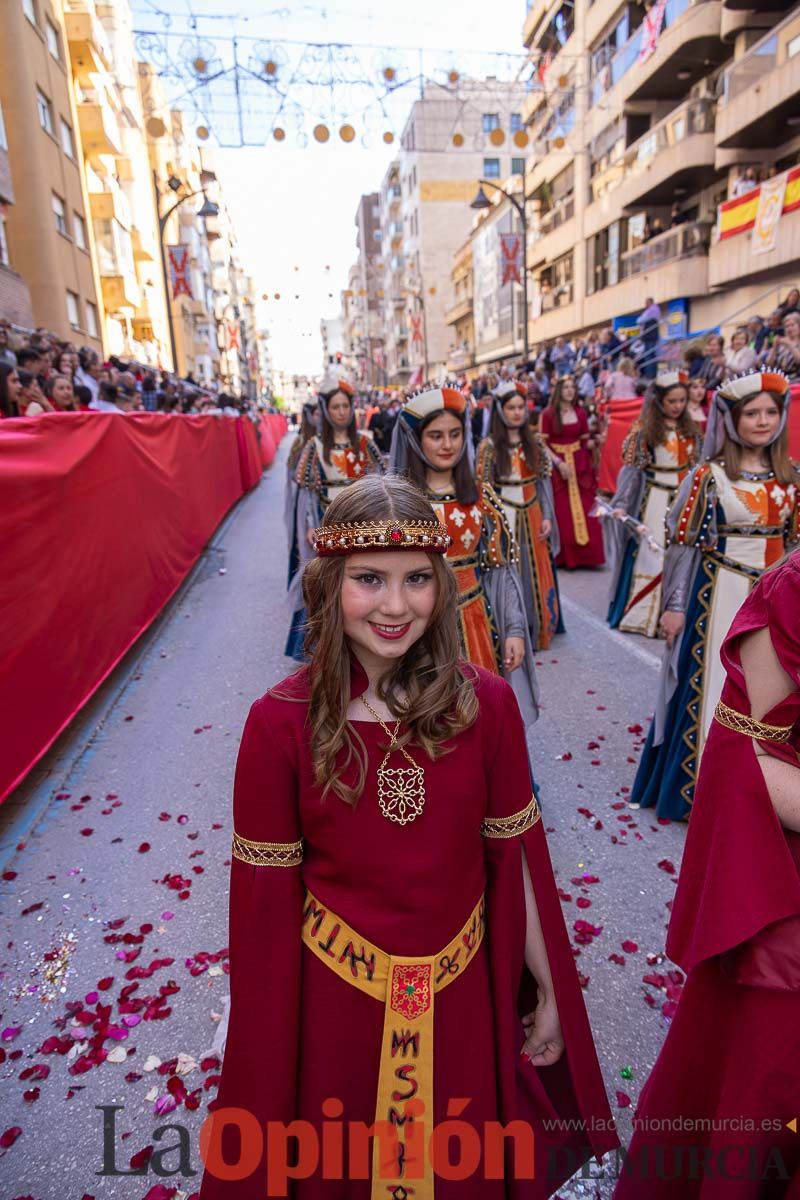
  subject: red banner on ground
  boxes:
[0,412,282,804]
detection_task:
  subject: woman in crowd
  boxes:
[18,370,52,416]
[285,400,319,589]
[777,285,800,317]
[698,333,727,392]
[606,371,700,637]
[200,473,616,1200]
[539,375,605,569]
[43,373,77,412]
[390,383,539,723]
[286,378,384,659]
[603,355,638,401]
[762,308,800,380]
[55,347,78,380]
[614,550,800,1199]
[0,362,22,418]
[631,370,798,818]
[476,378,563,650]
[686,374,708,433]
[724,325,757,378]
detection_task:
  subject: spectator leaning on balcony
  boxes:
[724,326,757,378]
[731,165,759,197]
[669,203,687,228]
[761,310,800,380]
[776,286,800,318]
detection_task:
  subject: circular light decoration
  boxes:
[553,136,566,149]
[428,286,437,296]
[196,125,210,141]
[448,69,460,84]
[377,289,384,298]
[325,264,331,271]
[273,127,286,142]
[328,292,334,298]
[313,124,330,143]
[264,60,277,76]
[193,57,208,75]
[558,74,569,88]
[261,293,269,300]
[340,124,356,143]
[383,131,395,144]
[146,116,166,139]
[274,292,281,300]
[358,288,366,296]
[452,132,464,147]
[513,130,529,148]
[383,66,396,82]
[489,128,505,146]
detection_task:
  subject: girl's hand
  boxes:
[503,636,525,672]
[660,610,685,646]
[557,461,570,481]
[305,527,317,548]
[540,518,552,540]
[521,991,564,1067]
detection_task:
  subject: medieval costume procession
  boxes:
[4,0,800,1191]
[196,366,799,1198]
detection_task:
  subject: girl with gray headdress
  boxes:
[631,370,798,819]
[606,370,701,638]
[285,378,383,659]
[475,379,563,649]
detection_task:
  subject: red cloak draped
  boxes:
[614,552,800,1200]
[200,661,616,1198]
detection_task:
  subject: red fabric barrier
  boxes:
[0,412,246,803]
[236,416,262,492]
[598,397,643,493]
[257,414,276,468]
[790,384,800,460]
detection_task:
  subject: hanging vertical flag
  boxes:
[499,232,523,285]
[410,314,424,344]
[638,0,668,63]
[752,171,787,256]
[167,245,193,299]
[227,320,241,351]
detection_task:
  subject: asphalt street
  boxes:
[0,442,689,1200]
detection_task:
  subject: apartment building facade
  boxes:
[0,98,35,326]
[521,0,800,351]
[342,192,385,387]
[0,0,102,347]
[377,80,530,385]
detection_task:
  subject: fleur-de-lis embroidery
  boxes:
[449,507,466,528]
[460,527,475,549]
[469,505,482,522]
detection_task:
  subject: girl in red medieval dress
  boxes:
[613,548,800,1199]
[538,376,605,569]
[200,474,617,1199]
[389,384,539,725]
[475,379,564,650]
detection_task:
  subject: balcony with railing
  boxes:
[64,5,112,82]
[76,93,122,158]
[610,97,717,211]
[716,7,800,148]
[590,0,724,108]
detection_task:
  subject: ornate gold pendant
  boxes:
[377,763,426,825]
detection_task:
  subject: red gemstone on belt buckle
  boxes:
[389,528,404,543]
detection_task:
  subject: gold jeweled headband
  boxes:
[313,519,452,556]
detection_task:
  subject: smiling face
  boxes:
[327,391,352,430]
[420,410,464,470]
[735,391,781,448]
[731,329,747,352]
[661,386,688,421]
[502,394,527,428]
[341,551,437,672]
[51,376,74,408]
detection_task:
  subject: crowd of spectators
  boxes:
[0,322,268,421]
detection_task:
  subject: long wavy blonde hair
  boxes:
[300,474,479,805]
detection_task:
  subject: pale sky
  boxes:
[130,1,527,375]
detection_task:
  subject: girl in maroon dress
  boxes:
[200,474,616,1199]
[614,550,800,1199]
[539,376,605,569]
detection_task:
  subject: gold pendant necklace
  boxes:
[359,695,426,825]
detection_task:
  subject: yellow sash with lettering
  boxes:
[301,890,486,1199]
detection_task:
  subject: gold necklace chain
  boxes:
[359,694,426,825]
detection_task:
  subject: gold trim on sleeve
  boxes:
[713,700,793,743]
[481,795,541,839]
[231,833,303,867]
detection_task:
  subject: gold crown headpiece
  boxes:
[313,519,452,557]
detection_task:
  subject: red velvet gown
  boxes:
[539,406,605,569]
[614,553,800,1199]
[200,661,617,1199]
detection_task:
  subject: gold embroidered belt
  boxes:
[713,700,793,743]
[558,440,589,546]
[301,889,486,1199]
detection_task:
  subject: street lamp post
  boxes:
[153,170,219,374]
[470,179,530,367]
